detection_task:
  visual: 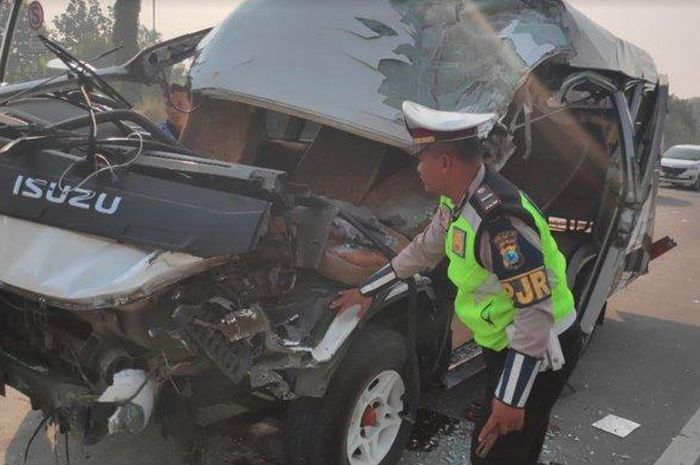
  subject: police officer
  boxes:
[331,101,584,465]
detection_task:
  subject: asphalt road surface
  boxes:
[2,185,699,465]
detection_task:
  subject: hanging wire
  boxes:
[57,132,145,192]
[73,132,144,191]
[94,153,116,180]
[79,83,99,156]
[52,427,59,465]
[79,86,98,143]
[56,158,81,192]
[23,414,51,463]
[64,431,71,465]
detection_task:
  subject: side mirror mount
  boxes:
[123,28,212,84]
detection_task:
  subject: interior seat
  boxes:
[291,126,389,205]
[181,98,265,165]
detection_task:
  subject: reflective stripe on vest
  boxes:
[442,194,575,351]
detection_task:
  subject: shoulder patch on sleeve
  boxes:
[493,230,524,271]
[484,216,545,280]
[501,267,552,308]
[473,184,502,214]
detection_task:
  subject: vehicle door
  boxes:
[576,74,645,335]
[616,77,670,289]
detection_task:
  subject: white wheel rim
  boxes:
[345,370,405,465]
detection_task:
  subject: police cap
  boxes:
[402,101,498,145]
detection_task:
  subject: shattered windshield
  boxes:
[376,1,569,112]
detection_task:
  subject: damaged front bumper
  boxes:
[660,174,698,187]
[0,349,156,444]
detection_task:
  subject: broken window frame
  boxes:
[568,72,645,335]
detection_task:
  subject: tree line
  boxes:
[665,96,700,151]
[1,0,158,88]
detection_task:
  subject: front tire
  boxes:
[693,176,700,191]
[284,324,420,465]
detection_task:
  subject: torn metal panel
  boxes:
[0,214,218,309]
[218,305,270,343]
[288,277,431,364]
[266,285,337,348]
[562,3,658,83]
[498,16,568,67]
[181,298,270,383]
[310,304,363,363]
[288,203,339,270]
[190,0,657,150]
[248,367,295,400]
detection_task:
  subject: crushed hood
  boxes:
[0,214,213,309]
[189,0,658,149]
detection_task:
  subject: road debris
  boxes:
[463,400,483,422]
[592,414,641,438]
[406,409,460,452]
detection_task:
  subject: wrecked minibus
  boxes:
[0,1,674,464]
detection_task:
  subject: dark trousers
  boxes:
[470,323,583,465]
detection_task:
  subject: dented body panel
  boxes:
[190,0,657,150]
[0,214,206,307]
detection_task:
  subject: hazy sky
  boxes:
[567,0,700,99]
[37,0,700,98]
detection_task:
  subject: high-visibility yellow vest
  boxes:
[442,170,575,351]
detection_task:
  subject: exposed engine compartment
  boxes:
[0,246,349,440]
[0,131,421,441]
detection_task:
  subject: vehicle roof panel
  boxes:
[189,0,658,149]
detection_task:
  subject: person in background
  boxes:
[160,83,191,142]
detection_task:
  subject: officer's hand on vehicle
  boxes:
[329,288,373,318]
[476,398,525,457]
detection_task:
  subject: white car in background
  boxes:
[660,145,700,190]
